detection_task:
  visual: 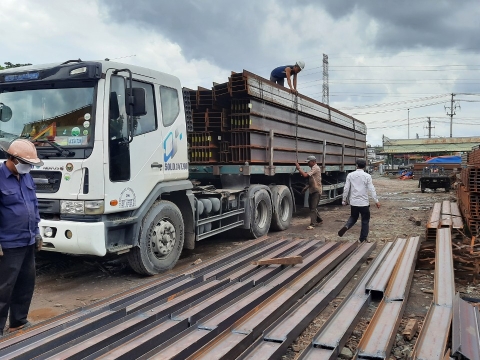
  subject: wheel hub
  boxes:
[149,220,176,258]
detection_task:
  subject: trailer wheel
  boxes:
[249,189,273,238]
[270,185,293,231]
[128,200,184,276]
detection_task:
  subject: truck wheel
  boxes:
[270,185,293,231]
[249,189,273,238]
[128,200,184,276]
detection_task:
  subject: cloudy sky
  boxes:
[1,0,479,145]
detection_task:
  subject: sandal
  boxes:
[306,225,315,230]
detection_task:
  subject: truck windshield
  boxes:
[0,85,95,147]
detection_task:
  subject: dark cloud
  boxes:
[99,0,282,72]
[315,0,480,51]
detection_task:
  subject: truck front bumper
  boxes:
[39,220,106,256]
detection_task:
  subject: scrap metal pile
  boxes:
[184,70,366,165]
[0,236,429,360]
[418,200,480,283]
[458,145,480,238]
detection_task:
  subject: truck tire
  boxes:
[270,185,293,231]
[249,189,273,238]
[128,200,184,276]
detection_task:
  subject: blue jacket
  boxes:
[271,65,295,79]
[0,163,40,248]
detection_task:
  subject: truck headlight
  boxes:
[85,200,104,215]
[61,200,85,214]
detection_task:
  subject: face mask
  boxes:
[15,163,32,174]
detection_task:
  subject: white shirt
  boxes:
[343,169,379,207]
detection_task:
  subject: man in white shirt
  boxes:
[338,159,381,242]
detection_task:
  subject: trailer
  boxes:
[0,61,366,275]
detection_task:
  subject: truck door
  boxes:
[104,71,164,213]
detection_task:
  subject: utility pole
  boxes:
[322,54,331,121]
[426,117,435,138]
[407,108,410,139]
[445,93,460,138]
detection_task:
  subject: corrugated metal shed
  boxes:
[382,136,480,154]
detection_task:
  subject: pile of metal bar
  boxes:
[411,228,455,360]
[459,145,480,237]
[185,70,366,164]
[0,238,369,359]
[452,293,480,360]
[417,201,480,283]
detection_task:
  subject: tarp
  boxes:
[425,155,461,164]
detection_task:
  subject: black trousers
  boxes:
[345,205,371,241]
[0,244,35,333]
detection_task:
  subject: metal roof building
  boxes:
[382,136,480,154]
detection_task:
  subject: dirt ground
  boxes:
[28,175,478,359]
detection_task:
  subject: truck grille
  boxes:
[31,171,62,193]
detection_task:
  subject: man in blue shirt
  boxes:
[0,139,43,335]
[270,61,305,94]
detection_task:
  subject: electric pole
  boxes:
[407,108,410,139]
[445,93,460,138]
[425,117,435,138]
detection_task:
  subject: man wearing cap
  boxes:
[0,139,43,335]
[295,155,322,230]
[270,61,305,94]
[338,158,381,243]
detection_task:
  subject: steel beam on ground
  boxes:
[236,242,375,360]
[411,228,455,360]
[355,236,420,359]
[366,238,407,297]
[441,200,453,228]
[188,242,358,360]
[427,202,442,229]
[450,202,464,229]
[139,243,341,359]
[297,241,394,360]
[452,293,480,360]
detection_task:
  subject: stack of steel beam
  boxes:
[184,70,366,165]
[459,145,480,237]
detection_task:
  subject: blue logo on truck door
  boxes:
[164,127,183,162]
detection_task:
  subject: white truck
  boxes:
[0,60,366,275]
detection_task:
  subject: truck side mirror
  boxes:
[126,88,147,117]
[0,103,12,122]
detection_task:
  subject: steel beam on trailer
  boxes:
[296,241,394,360]
[236,242,375,360]
[190,242,360,360]
[366,238,407,297]
[138,243,341,359]
[355,236,421,359]
[411,228,455,360]
[452,294,480,360]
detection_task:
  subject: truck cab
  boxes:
[0,60,196,275]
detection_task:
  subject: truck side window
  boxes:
[160,86,180,127]
[109,75,131,182]
[132,80,157,136]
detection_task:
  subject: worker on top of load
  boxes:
[295,155,323,230]
[270,61,305,94]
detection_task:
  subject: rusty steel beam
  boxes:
[441,200,453,228]
[187,242,358,360]
[411,228,456,360]
[428,202,442,229]
[450,202,464,229]
[366,238,407,297]
[295,241,394,360]
[223,243,375,360]
[452,293,480,360]
[117,243,341,359]
[355,236,421,359]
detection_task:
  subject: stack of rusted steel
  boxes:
[418,200,480,283]
[184,70,367,164]
[458,145,480,237]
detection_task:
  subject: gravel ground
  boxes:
[26,175,477,359]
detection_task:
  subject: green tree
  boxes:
[0,61,32,70]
